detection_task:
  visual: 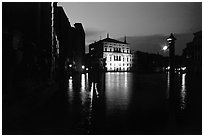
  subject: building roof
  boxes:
[89,36,129,51]
[101,37,127,44]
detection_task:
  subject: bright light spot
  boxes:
[86,68,89,71]
[181,67,186,71]
[82,65,85,69]
[167,38,172,41]
[181,73,187,110]
[69,64,72,67]
[81,74,85,92]
[166,66,170,70]
[162,45,168,51]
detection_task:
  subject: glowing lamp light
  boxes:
[86,68,89,71]
[167,38,172,42]
[181,67,186,71]
[69,64,72,67]
[82,65,85,69]
[162,45,168,51]
[167,33,176,43]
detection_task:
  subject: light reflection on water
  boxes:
[167,72,170,99]
[67,76,73,104]
[180,73,187,110]
[66,72,187,132]
[105,72,132,115]
[67,74,93,133]
[166,72,187,110]
[81,74,85,92]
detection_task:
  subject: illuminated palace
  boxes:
[89,34,134,71]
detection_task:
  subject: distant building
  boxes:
[132,51,168,73]
[183,31,202,74]
[89,34,133,71]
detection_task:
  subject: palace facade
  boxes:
[89,34,133,71]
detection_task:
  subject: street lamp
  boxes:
[167,33,176,116]
[167,33,176,77]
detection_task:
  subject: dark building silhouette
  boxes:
[54,5,85,74]
[183,31,202,74]
[54,5,72,81]
[132,51,169,73]
[3,2,86,134]
[3,2,86,95]
[3,2,53,96]
[132,51,184,73]
[73,23,85,72]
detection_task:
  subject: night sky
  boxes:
[59,2,202,55]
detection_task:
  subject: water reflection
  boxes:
[68,76,73,104]
[180,73,187,110]
[167,72,170,99]
[81,74,85,92]
[66,73,93,133]
[66,72,188,133]
[105,72,132,115]
[166,72,187,110]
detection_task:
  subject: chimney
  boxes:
[124,35,127,43]
[107,33,109,38]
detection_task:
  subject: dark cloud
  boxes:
[118,33,194,56]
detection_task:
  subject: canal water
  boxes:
[65,72,201,134]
